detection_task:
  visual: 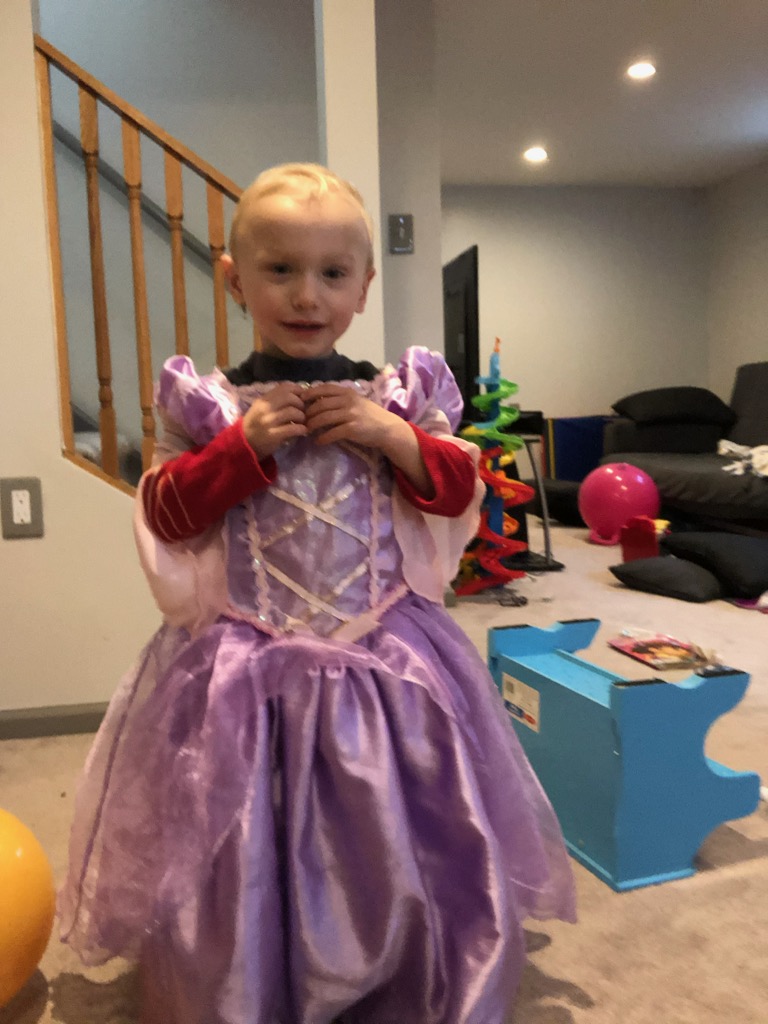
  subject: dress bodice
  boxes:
[136,347,482,640]
[224,383,407,640]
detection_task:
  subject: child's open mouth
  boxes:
[284,321,324,332]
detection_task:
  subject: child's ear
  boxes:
[356,267,376,314]
[220,253,245,308]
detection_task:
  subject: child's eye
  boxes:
[270,263,291,275]
[324,267,346,280]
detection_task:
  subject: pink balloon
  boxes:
[578,463,660,545]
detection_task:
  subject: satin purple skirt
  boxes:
[60,596,575,1024]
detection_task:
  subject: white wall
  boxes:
[441,185,711,417]
[707,159,768,398]
[376,0,444,364]
[0,0,160,712]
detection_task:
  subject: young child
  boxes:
[59,163,575,1024]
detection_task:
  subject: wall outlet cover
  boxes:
[0,477,44,539]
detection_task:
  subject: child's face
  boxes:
[223,192,375,361]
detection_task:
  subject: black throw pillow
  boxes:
[612,387,736,428]
[610,556,723,603]
[661,532,768,599]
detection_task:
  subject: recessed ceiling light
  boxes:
[626,61,656,80]
[523,146,548,164]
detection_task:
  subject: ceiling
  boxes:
[435,0,768,187]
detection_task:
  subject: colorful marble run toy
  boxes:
[454,339,534,597]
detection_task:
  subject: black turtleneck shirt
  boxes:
[224,351,379,386]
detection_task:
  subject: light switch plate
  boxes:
[0,477,44,539]
[388,214,414,254]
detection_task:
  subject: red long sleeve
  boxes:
[142,420,276,542]
[392,423,478,517]
[143,420,476,543]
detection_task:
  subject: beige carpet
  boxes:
[1,522,766,1024]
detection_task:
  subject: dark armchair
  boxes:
[602,362,768,527]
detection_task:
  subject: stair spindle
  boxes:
[79,86,119,479]
[122,120,156,473]
[164,152,190,356]
[207,184,229,368]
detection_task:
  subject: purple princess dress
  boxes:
[59,347,575,1024]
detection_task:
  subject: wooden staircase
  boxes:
[34,36,256,492]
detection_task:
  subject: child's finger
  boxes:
[274,405,306,425]
[304,383,347,401]
[306,411,348,434]
[272,390,307,413]
[276,421,308,442]
[312,424,350,445]
[305,395,350,423]
[306,405,355,433]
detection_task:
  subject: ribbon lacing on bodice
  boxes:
[223,380,407,643]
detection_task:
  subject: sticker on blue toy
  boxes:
[502,673,540,732]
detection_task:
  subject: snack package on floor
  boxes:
[608,632,709,670]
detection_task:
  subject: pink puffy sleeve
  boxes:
[377,347,484,603]
[133,357,238,635]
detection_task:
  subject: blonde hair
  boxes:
[229,162,374,267]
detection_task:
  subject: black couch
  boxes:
[601,361,768,530]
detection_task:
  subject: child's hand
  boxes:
[304,383,399,449]
[242,383,307,458]
[304,384,434,497]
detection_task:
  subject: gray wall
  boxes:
[376,0,444,364]
[41,0,320,444]
[441,185,711,417]
[40,0,320,190]
[707,159,768,397]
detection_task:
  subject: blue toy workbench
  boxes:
[488,619,761,891]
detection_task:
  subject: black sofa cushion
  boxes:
[612,387,736,428]
[661,532,768,598]
[726,362,768,447]
[610,556,723,603]
[604,419,722,455]
[602,364,768,527]
[600,452,768,520]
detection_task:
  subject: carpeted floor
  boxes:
[1,522,766,1023]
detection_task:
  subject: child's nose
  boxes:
[292,273,319,309]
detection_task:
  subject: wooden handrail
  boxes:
[34,35,241,201]
[34,35,251,492]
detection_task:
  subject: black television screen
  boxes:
[442,245,479,424]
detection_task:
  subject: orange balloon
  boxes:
[0,809,55,1008]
